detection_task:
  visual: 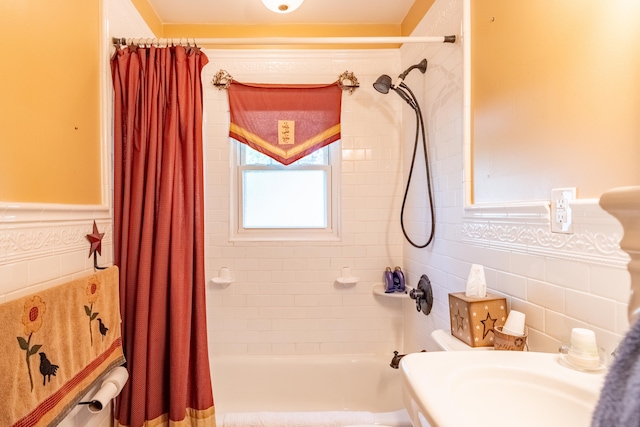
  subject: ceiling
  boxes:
[146,0,417,26]
[133,0,433,47]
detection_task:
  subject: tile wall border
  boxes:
[462,201,628,267]
[0,204,111,265]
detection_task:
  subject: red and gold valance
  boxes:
[228,80,343,165]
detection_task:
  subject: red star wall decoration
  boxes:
[86,221,104,257]
[86,221,106,270]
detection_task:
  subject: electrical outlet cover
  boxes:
[550,187,576,233]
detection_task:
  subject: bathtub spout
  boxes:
[389,351,405,369]
[390,350,427,369]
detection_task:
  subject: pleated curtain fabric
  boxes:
[111,45,215,427]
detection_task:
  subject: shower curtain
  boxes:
[111,45,215,426]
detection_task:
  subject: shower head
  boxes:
[373,75,393,94]
[373,58,428,97]
[398,59,428,81]
[373,75,416,109]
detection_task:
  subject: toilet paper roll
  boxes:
[465,264,487,298]
[87,382,118,413]
[86,366,129,413]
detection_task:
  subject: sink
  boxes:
[400,350,606,427]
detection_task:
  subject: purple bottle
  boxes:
[392,266,405,292]
[384,267,395,293]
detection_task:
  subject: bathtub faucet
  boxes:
[390,350,426,369]
[389,351,405,369]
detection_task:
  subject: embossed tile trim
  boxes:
[461,201,628,267]
[0,203,111,265]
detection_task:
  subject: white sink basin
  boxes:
[400,350,606,427]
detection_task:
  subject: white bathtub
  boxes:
[210,354,412,427]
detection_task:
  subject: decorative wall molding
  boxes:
[461,201,629,267]
[0,221,112,265]
[0,203,111,266]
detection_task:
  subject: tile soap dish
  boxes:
[211,267,234,288]
[335,267,358,287]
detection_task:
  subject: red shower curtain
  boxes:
[110,45,215,426]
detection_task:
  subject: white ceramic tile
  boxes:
[565,289,617,331]
[510,298,545,332]
[510,252,546,281]
[587,325,624,358]
[0,261,29,296]
[590,264,631,303]
[527,279,565,313]
[271,343,296,354]
[525,329,561,354]
[27,255,61,286]
[295,342,321,354]
[546,258,590,292]
[221,294,247,307]
[544,310,589,343]
[616,301,631,334]
[247,343,273,354]
[495,271,527,300]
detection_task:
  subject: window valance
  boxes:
[227,81,343,165]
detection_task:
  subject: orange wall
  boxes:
[471,0,640,202]
[0,0,102,204]
[401,0,436,36]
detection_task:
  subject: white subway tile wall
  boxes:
[401,0,630,356]
[202,50,406,355]
[0,220,112,302]
[201,0,632,357]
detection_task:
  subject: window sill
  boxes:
[230,230,341,242]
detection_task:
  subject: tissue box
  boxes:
[448,292,507,348]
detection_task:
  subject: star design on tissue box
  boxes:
[453,309,465,332]
[481,312,497,339]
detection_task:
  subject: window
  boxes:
[230,141,341,241]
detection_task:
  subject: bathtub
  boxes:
[210,354,412,427]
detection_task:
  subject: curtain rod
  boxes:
[112,35,456,46]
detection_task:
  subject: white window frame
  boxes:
[230,140,341,241]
